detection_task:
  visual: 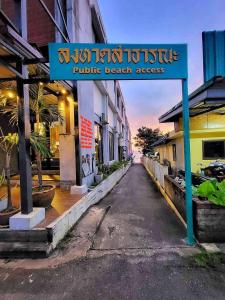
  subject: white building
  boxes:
[0,0,132,188]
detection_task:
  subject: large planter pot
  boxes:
[32,185,55,208]
[0,207,20,226]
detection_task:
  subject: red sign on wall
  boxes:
[80,115,93,149]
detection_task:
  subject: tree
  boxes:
[134,127,162,155]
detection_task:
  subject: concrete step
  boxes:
[0,228,48,242]
[0,241,52,258]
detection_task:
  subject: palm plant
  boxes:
[0,84,63,192]
[30,84,63,190]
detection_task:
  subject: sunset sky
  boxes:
[98,0,225,141]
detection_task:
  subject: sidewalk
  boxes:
[93,163,186,251]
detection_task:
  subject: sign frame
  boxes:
[49,43,195,246]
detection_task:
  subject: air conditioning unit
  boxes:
[100,113,108,125]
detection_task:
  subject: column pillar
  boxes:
[16,0,33,214]
[59,95,76,188]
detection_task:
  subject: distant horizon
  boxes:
[98,0,225,146]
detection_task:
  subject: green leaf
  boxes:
[216,180,225,192]
[192,186,199,196]
[30,132,51,159]
[208,190,225,206]
[195,180,216,198]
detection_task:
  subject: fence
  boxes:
[141,156,168,189]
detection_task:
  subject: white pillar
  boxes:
[59,96,76,188]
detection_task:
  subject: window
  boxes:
[172,144,176,161]
[203,140,225,159]
[94,123,103,164]
[109,132,114,161]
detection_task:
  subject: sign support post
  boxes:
[182,78,194,245]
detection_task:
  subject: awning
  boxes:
[159,76,225,123]
[0,24,74,91]
[152,134,171,147]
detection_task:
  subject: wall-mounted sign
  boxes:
[49,43,187,80]
[80,115,93,149]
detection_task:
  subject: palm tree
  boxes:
[30,84,63,190]
[0,83,63,192]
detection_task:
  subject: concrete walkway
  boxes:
[93,163,185,250]
[2,164,225,299]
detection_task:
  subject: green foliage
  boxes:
[98,161,129,178]
[134,127,162,155]
[193,179,225,206]
[0,85,64,127]
[194,252,225,267]
[30,132,51,159]
[192,180,216,198]
[108,161,129,174]
[0,129,18,154]
[0,84,64,191]
[109,161,124,173]
[0,129,50,160]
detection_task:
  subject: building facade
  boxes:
[152,31,225,176]
[154,77,225,174]
[0,0,132,190]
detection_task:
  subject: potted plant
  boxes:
[95,164,104,183]
[0,129,20,226]
[0,84,63,208]
[29,84,64,207]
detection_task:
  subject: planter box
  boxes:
[164,175,225,243]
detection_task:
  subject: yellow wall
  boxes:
[155,137,184,173]
[178,112,225,130]
[155,111,225,174]
[190,135,225,173]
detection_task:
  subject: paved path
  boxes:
[1,164,225,300]
[93,163,185,250]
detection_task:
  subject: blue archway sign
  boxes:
[49,43,195,245]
